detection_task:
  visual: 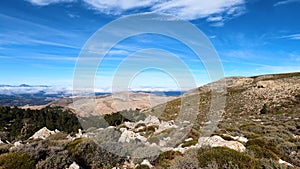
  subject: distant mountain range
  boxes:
[0,84,184,106]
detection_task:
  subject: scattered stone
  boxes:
[67,162,80,169]
[118,128,146,143]
[184,138,193,142]
[278,159,293,167]
[141,159,153,168]
[143,115,160,126]
[13,141,23,147]
[9,140,23,150]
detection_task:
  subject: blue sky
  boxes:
[0,0,300,92]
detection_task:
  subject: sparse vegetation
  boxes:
[197,147,262,169]
[0,152,35,169]
[154,150,182,168]
[181,139,198,148]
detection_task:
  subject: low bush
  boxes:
[68,139,124,168]
[246,138,282,159]
[197,147,262,169]
[181,139,198,148]
[36,150,71,169]
[135,164,150,169]
[247,145,278,160]
[154,150,182,168]
[104,112,131,126]
[0,152,35,169]
[169,148,199,169]
[260,158,289,169]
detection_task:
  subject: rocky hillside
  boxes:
[146,72,300,167]
[0,72,299,169]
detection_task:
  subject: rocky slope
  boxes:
[145,72,300,167]
[0,72,299,169]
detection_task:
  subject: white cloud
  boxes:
[207,16,223,22]
[281,34,300,40]
[152,0,245,20]
[83,0,159,15]
[274,0,300,7]
[27,0,246,21]
[0,86,73,95]
[26,0,75,6]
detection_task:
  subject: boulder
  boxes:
[67,162,80,169]
[198,135,246,152]
[29,127,57,140]
[118,128,146,143]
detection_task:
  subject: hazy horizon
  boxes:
[1,0,300,91]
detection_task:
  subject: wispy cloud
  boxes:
[274,0,300,7]
[0,85,73,95]
[280,33,300,40]
[26,0,75,6]
[26,0,247,21]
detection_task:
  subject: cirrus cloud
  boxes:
[26,0,246,22]
[26,0,75,6]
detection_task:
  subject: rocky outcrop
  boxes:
[118,128,147,143]
[29,127,58,140]
[197,135,246,152]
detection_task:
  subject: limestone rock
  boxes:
[29,127,57,140]
[198,135,246,152]
[118,128,147,143]
[223,134,248,143]
[278,159,293,167]
[67,162,80,169]
[141,159,153,168]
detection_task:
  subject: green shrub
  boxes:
[46,132,68,141]
[68,139,124,168]
[246,138,282,159]
[0,152,35,169]
[36,150,71,169]
[169,148,199,169]
[197,147,262,169]
[260,104,268,114]
[240,123,264,134]
[247,145,278,160]
[135,164,150,169]
[104,112,131,126]
[154,150,182,168]
[244,133,262,139]
[181,139,198,148]
[260,158,289,169]
[147,136,160,145]
[66,138,84,152]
